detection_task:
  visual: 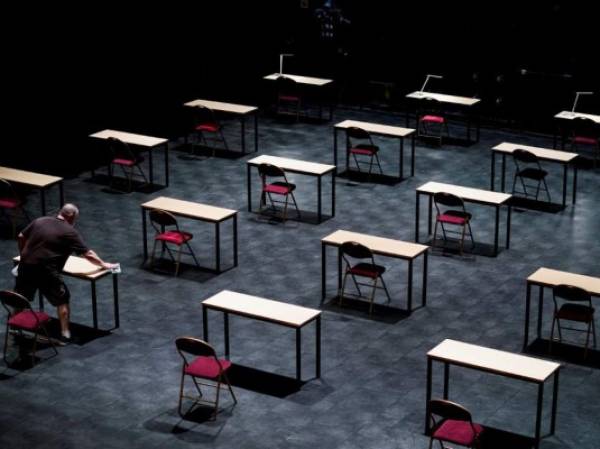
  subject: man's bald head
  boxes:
[58,203,80,225]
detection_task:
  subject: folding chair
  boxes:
[432,192,475,255]
[275,76,301,121]
[428,399,483,449]
[511,149,551,202]
[346,126,383,178]
[418,98,450,145]
[107,137,148,192]
[191,105,229,157]
[257,163,300,222]
[0,179,30,237]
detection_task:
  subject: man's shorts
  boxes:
[15,263,71,307]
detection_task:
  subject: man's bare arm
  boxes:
[83,250,117,270]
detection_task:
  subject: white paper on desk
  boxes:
[11,264,19,277]
[110,263,122,274]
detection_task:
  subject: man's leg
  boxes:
[41,272,71,342]
[57,303,70,336]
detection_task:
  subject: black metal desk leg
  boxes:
[337,247,342,291]
[333,128,338,172]
[490,152,496,191]
[422,251,428,308]
[254,113,259,153]
[112,273,119,329]
[551,370,559,435]
[523,282,532,350]
[215,222,221,273]
[59,182,65,207]
[407,259,413,313]
[40,189,46,216]
[148,148,154,186]
[425,357,432,434]
[321,243,327,303]
[562,164,568,207]
[494,205,500,256]
[415,191,420,242]
[399,137,404,180]
[296,328,302,381]
[233,215,238,267]
[142,208,148,263]
[316,316,321,378]
[501,154,506,192]
[345,134,350,171]
[202,306,208,341]
[91,280,98,329]
[224,312,230,358]
[247,164,252,212]
[331,171,336,217]
[535,383,544,449]
[506,205,511,249]
[573,164,578,204]
[537,286,544,340]
[317,175,322,223]
[164,142,169,187]
[428,195,432,236]
[443,363,449,399]
[411,134,416,177]
[241,117,246,154]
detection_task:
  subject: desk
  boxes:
[523,268,600,350]
[14,255,119,330]
[184,99,259,154]
[491,142,578,207]
[321,230,428,314]
[405,91,481,143]
[90,129,170,188]
[141,196,237,273]
[202,290,321,381]
[247,155,336,223]
[0,166,63,216]
[415,182,512,256]
[333,120,416,182]
[553,111,600,149]
[264,73,334,121]
[426,339,560,449]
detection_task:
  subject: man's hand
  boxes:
[101,262,119,270]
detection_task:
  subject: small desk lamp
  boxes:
[279,54,294,75]
[420,74,443,93]
[571,91,594,113]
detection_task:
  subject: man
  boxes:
[15,203,117,345]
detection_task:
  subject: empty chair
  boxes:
[428,399,484,449]
[346,127,383,177]
[1,290,58,366]
[511,149,551,202]
[0,179,30,238]
[275,75,301,121]
[149,209,200,276]
[338,241,391,315]
[433,192,475,255]
[190,105,228,157]
[107,137,147,192]
[550,284,596,358]
[175,337,237,419]
[570,117,600,167]
[257,163,300,222]
[418,98,449,145]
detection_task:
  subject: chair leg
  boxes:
[511,174,518,195]
[439,222,448,241]
[534,179,541,201]
[339,270,350,307]
[282,194,289,222]
[178,370,186,416]
[222,371,237,404]
[367,154,374,176]
[31,330,38,366]
[41,325,58,357]
[379,275,392,303]
[467,220,476,248]
[150,239,158,269]
[352,153,361,172]
[459,224,466,256]
[185,241,201,269]
[174,245,183,276]
[213,378,222,420]
[432,219,439,250]
[374,153,384,174]
[289,191,301,219]
[549,316,557,354]
[542,177,551,202]
[368,277,378,315]
[349,272,363,297]
[584,321,592,359]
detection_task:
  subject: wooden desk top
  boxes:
[528,268,600,296]
[322,230,428,259]
[492,142,578,163]
[428,339,560,383]
[417,181,511,205]
[406,91,480,106]
[264,73,333,86]
[203,290,321,328]
[248,155,335,176]
[554,111,600,123]
[14,255,109,280]
[141,196,237,222]
[0,166,62,188]
[334,120,415,138]
[184,99,258,115]
[90,129,168,147]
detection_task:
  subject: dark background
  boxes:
[4,0,599,176]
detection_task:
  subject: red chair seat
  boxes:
[437,214,468,225]
[264,182,295,195]
[349,262,386,279]
[433,419,483,446]
[155,230,193,245]
[196,122,220,133]
[112,158,137,167]
[185,356,232,379]
[421,115,445,124]
[0,198,20,209]
[279,95,300,102]
[8,310,51,330]
[574,136,598,145]
[557,303,594,322]
[350,144,379,156]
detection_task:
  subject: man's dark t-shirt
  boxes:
[20,217,89,271]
